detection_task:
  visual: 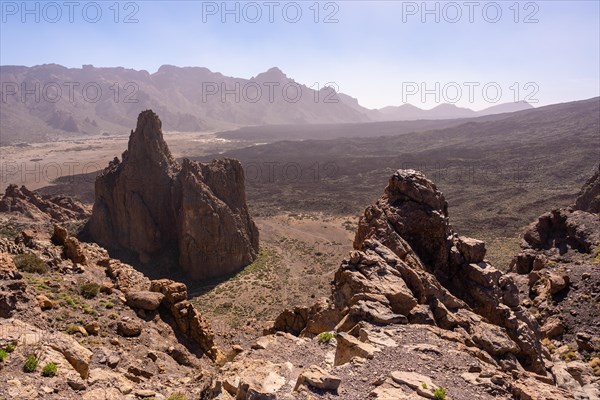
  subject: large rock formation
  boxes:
[88,110,259,280]
[511,164,600,275]
[510,163,600,345]
[504,164,600,399]
[272,169,546,373]
[575,164,600,213]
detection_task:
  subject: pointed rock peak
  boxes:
[127,110,175,167]
[4,184,20,197]
[266,66,285,75]
[89,110,259,281]
[255,67,288,81]
[386,169,447,212]
[135,109,162,133]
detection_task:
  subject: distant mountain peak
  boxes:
[430,103,471,111]
[255,67,288,81]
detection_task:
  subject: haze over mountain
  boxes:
[378,101,533,121]
[1,64,532,145]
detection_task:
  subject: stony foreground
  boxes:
[0,165,598,399]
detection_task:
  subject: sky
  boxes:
[1,0,599,110]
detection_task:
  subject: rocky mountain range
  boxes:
[377,101,533,121]
[1,64,532,145]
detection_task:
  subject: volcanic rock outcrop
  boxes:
[88,110,259,280]
[510,164,600,348]
[0,185,90,222]
[272,169,545,373]
[575,164,600,213]
[511,164,600,277]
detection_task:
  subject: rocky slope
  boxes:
[212,168,598,400]
[509,164,600,382]
[0,185,90,223]
[0,226,219,399]
[87,110,259,280]
[1,166,599,399]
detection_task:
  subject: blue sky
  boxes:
[1,0,598,109]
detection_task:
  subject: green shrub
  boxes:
[317,331,334,343]
[65,296,76,306]
[562,351,578,361]
[433,387,447,400]
[42,362,57,377]
[167,393,188,400]
[5,342,16,353]
[0,349,7,362]
[13,253,48,274]
[79,282,100,299]
[66,325,84,335]
[23,355,38,373]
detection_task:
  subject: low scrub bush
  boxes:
[13,253,48,274]
[79,282,100,299]
[23,355,38,373]
[317,331,334,343]
[42,362,57,377]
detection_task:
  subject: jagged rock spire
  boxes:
[88,110,259,280]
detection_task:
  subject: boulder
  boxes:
[390,371,441,398]
[150,279,188,304]
[51,224,68,245]
[117,320,142,337]
[470,322,520,356]
[219,357,289,399]
[548,273,569,295]
[456,236,486,263]
[46,332,93,379]
[85,321,100,336]
[36,294,54,310]
[64,236,87,264]
[0,252,21,280]
[294,365,341,392]
[370,379,413,400]
[334,332,379,365]
[100,258,151,292]
[541,316,565,339]
[125,290,165,311]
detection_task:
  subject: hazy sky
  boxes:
[1,1,598,109]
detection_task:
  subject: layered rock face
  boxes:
[273,169,545,373]
[88,110,259,280]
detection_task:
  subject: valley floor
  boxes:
[190,214,355,347]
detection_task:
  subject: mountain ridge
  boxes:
[1,63,534,145]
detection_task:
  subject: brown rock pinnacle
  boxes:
[88,110,258,280]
